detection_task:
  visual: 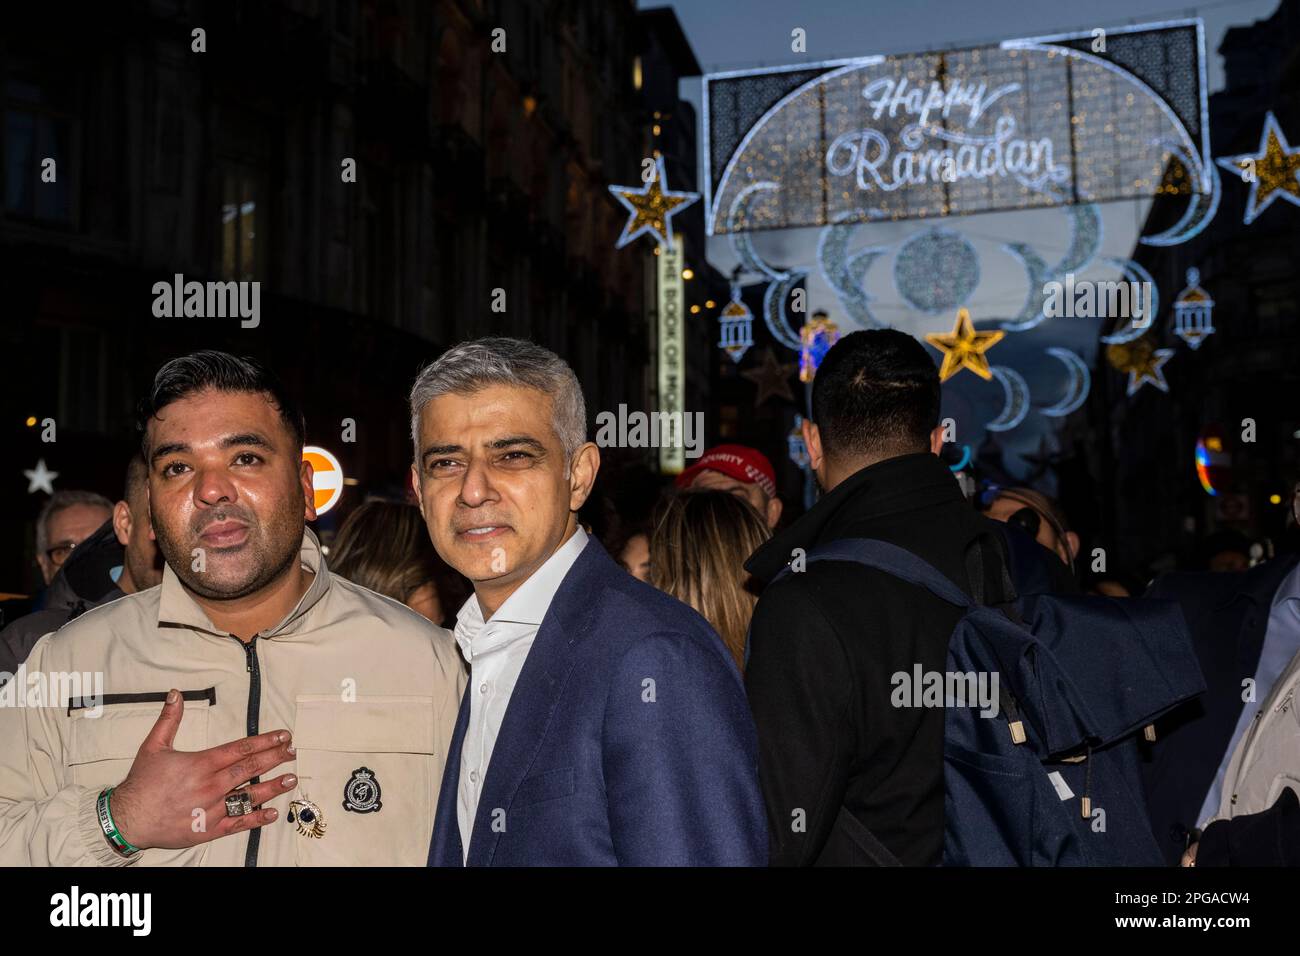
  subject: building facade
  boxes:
[1,0,716,594]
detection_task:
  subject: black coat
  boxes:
[1141,553,1300,865]
[744,453,1019,866]
[1198,787,1300,866]
[0,520,125,676]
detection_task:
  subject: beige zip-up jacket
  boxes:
[1208,645,1300,826]
[0,529,466,866]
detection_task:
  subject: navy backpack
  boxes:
[767,537,1204,866]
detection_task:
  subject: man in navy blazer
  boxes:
[409,337,766,866]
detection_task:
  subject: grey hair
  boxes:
[36,489,113,555]
[408,337,587,466]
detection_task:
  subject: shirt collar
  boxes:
[1271,558,1300,611]
[157,527,332,638]
[454,526,589,662]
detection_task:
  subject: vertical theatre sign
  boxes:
[703,21,1212,237]
[657,246,685,474]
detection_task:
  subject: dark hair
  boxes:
[136,351,305,458]
[123,453,148,506]
[1199,529,1254,569]
[810,329,940,463]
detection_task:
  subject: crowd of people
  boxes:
[1,331,1297,866]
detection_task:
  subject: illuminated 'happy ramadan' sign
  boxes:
[703,21,1210,233]
[825,80,1060,192]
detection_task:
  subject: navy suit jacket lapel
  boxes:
[428,686,471,866]
[464,539,608,866]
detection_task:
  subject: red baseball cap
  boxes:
[675,444,778,499]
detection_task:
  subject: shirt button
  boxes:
[470,770,479,783]
[480,682,489,694]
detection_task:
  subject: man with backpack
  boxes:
[744,329,1019,866]
[744,329,1202,867]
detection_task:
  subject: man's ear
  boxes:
[568,442,601,512]
[765,495,783,530]
[929,425,945,455]
[301,457,317,523]
[111,500,132,547]
[145,475,157,541]
[412,463,426,521]
[802,418,823,473]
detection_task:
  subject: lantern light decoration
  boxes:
[799,310,841,383]
[717,283,754,363]
[1172,267,1216,349]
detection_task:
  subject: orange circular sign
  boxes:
[303,446,344,516]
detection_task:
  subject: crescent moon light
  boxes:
[729,181,805,350]
[986,366,1031,432]
[1055,200,1103,275]
[1098,256,1160,344]
[1140,144,1222,247]
[817,216,888,330]
[1000,194,1103,332]
[999,242,1052,332]
[1038,347,1092,418]
[847,247,884,282]
[762,271,807,350]
[727,182,788,280]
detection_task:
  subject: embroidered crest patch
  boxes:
[343,767,382,813]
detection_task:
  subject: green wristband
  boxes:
[96,787,140,856]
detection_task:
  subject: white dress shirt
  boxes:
[454,526,588,861]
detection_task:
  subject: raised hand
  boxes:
[107,690,296,851]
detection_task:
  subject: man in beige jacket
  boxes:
[0,350,465,866]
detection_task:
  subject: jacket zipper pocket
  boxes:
[67,687,217,715]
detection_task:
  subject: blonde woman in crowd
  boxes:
[650,490,772,672]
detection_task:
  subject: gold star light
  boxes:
[1105,338,1174,397]
[924,308,1004,382]
[741,347,797,407]
[1215,112,1300,225]
[609,156,700,251]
